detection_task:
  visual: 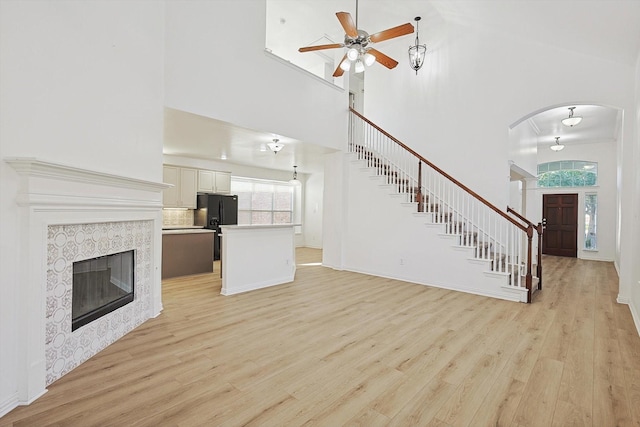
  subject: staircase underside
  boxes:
[341,153,533,303]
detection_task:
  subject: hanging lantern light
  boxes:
[408,16,426,74]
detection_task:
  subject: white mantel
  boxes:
[4,158,169,408]
[220,224,300,296]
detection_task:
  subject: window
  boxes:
[584,193,597,250]
[537,161,597,188]
[231,177,295,226]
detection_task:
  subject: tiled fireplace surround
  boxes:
[6,158,167,405]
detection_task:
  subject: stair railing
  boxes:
[507,206,543,290]
[349,108,535,302]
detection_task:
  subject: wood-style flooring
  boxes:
[2,248,639,426]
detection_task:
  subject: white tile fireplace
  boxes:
[5,158,168,406]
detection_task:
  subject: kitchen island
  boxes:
[161,227,215,279]
[219,224,299,295]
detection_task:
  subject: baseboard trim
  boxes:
[342,266,522,303]
[617,291,640,338]
[617,295,630,304]
[0,388,48,418]
[629,297,640,338]
[0,393,19,418]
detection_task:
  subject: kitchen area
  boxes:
[161,165,233,279]
[161,163,300,294]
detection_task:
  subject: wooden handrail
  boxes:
[507,206,541,234]
[350,108,528,233]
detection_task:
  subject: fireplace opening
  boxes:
[72,250,135,331]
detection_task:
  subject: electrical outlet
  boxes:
[400,258,404,265]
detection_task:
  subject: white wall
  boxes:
[163,0,348,152]
[0,0,164,415]
[322,151,347,269]
[363,20,636,211]
[304,173,324,249]
[626,49,640,334]
[616,56,640,327]
[509,121,539,178]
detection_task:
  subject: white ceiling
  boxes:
[526,104,621,150]
[163,1,640,174]
[163,108,335,174]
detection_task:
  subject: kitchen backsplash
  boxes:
[162,209,194,227]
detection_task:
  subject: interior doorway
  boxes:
[542,193,578,257]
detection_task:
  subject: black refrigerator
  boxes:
[195,194,238,260]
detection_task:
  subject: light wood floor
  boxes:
[2,249,639,426]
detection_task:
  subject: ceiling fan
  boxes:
[298,1,414,77]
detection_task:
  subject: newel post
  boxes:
[416,160,423,212]
[536,222,543,290]
[526,225,534,303]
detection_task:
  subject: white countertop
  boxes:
[219,224,302,231]
[162,228,215,235]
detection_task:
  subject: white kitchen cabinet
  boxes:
[163,166,197,208]
[197,170,231,194]
[214,171,231,194]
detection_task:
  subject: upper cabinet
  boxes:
[163,166,197,208]
[197,170,231,194]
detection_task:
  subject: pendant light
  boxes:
[561,107,582,127]
[408,16,426,74]
[550,136,564,151]
[289,165,301,186]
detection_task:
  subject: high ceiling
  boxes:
[164,1,640,174]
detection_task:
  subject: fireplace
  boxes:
[72,250,135,331]
[45,220,154,386]
[6,157,167,407]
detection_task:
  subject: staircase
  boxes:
[346,108,541,303]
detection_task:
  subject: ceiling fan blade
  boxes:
[336,12,358,38]
[369,22,414,43]
[298,43,344,53]
[332,54,348,77]
[368,48,398,69]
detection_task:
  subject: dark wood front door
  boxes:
[542,193,578,257]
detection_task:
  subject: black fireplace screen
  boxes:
[72,250,135,331]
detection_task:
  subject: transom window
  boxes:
[537,161,598,188]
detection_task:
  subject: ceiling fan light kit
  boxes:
[298,0,414,77]
[562,107,582,127]
[363,52,376,66]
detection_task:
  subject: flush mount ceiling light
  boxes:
[550,136,565,151]
[267,138,284,154]
[408,16,426,74]
[562,107,582,127]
